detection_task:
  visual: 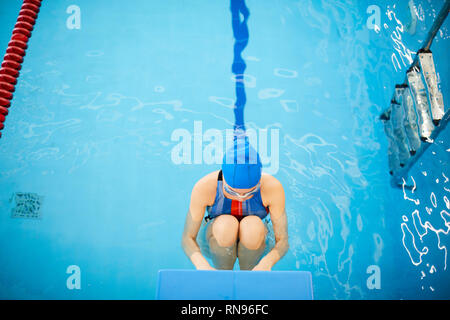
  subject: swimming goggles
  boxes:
[223,180,261,199]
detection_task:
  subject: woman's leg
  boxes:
[207,215,239,270]
[237,215,267,270]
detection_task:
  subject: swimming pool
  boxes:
[0,0,448,300]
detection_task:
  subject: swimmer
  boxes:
[181,138,289,271]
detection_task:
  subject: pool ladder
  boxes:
[0,0,42,139]
[380,0,449,189]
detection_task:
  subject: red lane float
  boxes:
[0,0,42,138]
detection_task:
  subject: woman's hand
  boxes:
[252,259,272,271]
[197,261,216,271]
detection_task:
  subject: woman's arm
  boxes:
[253,178,289,271]
[181,179,216,270]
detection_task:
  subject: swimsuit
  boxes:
[206,170,270,222]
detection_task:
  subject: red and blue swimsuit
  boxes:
[206,170,270,222]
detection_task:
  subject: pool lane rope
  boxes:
[0,0,42,139]
[231,0,250,134]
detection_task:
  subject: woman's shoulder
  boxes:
[191,170,220,206]
[261,172,283,189]
[260,173,284,207]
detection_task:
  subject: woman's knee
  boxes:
[239,216,266,250]
[209,215,239,247]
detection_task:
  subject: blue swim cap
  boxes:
[222,138,262,189]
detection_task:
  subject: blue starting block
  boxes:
[156,270,313,300]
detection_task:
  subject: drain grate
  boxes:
[10,192,44,219]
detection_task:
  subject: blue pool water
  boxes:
[0,0,449,299]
